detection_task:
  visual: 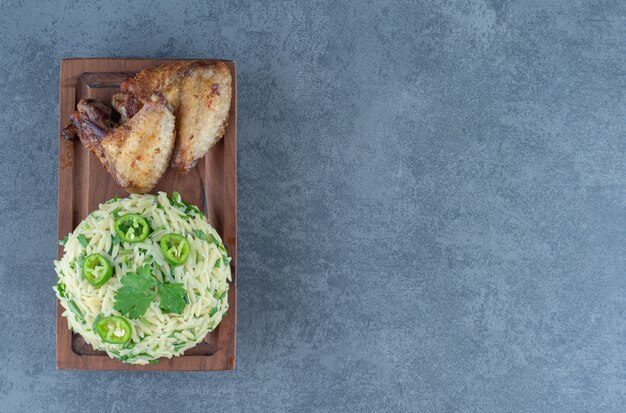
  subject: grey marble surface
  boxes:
[1,0,625,411]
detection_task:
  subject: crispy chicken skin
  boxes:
[62,96,175,193]
[99,96,175,193]
[112,60,232,173]
[111,90,143,124]
[62,99,116,143]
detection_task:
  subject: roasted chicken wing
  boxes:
[112,60,232,173]
[63,95,175,193]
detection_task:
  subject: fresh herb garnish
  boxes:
[199,233,230,267]
[150,359,159,365]
[218,243,227,253]
[59,235,69,246]
[183,201,202,217]
[120,340,136,350]
[74,251,86,272]
[158,282,187,314]
[113,263,187,318]
[193,230,207,240]
[215,290,227,301]
[92,314,100,329]
[113,264,158,319]
[77,234,89,247]
[208,307,219,317]
[57,282,66,298]
[108,234,121,255]
[112,352,151,363]
[170,192,202,218]
[68,300,85,324]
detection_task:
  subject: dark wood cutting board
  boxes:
[57,58,237,371]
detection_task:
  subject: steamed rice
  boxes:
[53,192,231,365]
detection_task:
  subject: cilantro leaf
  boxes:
[74,252,86,272]
[193,230,207,240]
[59,235,69,246]
[215,290,227,301]
[170,192,202,218]
[56,282,66,298]
[183,201,201,217]
[113,264,157,319]
[208,306,219,317]
[202,233,230,268]
[114,263,188,318]
[207,234,220,246]
[68,300,85,324]
[77,234,89,247]
[109,234,122,255]
[158,282,187,314]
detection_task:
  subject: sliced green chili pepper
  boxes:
[114,214,150,243]
[94,316,132,344]
[160,233,190,266]
[82,253,113,287]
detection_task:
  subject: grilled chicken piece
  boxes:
[112,60,232,173]
[62,95,175,193]
[62,99,116,141]
[111,90,142,124]
[111,93,129,124]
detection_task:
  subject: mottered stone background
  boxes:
[0,0,625,411]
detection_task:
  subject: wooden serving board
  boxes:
[57,58,237,370]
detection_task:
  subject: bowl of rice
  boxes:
[53,192,231,365]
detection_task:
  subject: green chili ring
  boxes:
[82,253,113,287]
[160,233,191,266]
[114,214,150,243]
[94,316,132,344]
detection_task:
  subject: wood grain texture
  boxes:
[57,58,237,371]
